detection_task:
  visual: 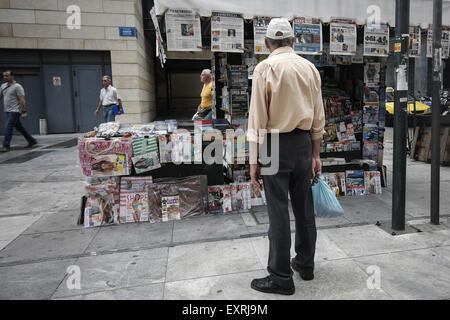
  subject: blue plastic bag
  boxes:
[311,174,345,218]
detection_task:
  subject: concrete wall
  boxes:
[0,0,155,125]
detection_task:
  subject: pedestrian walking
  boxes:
[94,75,123,123]
[192,69,213,121]
[247,18,325,295]
[0,70,37,152]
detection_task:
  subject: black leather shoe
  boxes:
[250,276,295,295]
[291,259,314,281]
[24,140,37,148]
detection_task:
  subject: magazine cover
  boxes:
[230,183,239,211]
[363,86,381,103]
[324,120,337,142]
[259,179,266,204]
[208,185,224,213]
[351,112,363,133]
[158,135,172,163]
[232,183,252,211]
[323,172,347,196]
[363,142,379,162]
[364,171,382,195]
[84,194,118,227]
[251,182,264,206]
[120,191,149,223]
[363,124,379,142]
[91,154,127,176]
[346,170,366,196]
[222,185,233,213]
[161,195,181,222]
[132,151,161,174]
[119,177,152,223]
[350,141,361,151]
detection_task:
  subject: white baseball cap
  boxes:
[266,18,294,40]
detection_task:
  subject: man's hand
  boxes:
[250,164,262,189]
[311,156,322,179]
[21,112,27,119]
[94,109,99,116]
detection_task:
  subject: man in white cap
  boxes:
[248,18,325,295]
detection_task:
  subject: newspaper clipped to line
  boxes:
[253,16,271,55]
[211,11,244,53]
[409,25,421,57]
[293,17,322,55]
[150,6,166,67]
[426,27,450,59]
[364,23,389,57]
[165,8,202,52]
[330,22,357,55]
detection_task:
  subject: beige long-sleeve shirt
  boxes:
[247,46,325,142]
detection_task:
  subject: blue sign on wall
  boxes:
[119,27,137,37]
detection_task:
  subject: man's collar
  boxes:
[269,46,295,58]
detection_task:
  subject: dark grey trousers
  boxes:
[261,129,317,287]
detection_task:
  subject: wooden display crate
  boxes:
[411,126,450,165]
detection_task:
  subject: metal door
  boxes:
[42,65,76,133]
[0,71,44,135]
[72,65,103,133]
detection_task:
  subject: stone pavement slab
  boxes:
[23,210,83,234]
[0,259,76,300]
[320,224,442,258]
[0,214,41,241]
[85,221,174,253]
[53,247,168,298]
[0,228,98,265]
[54,283,165,300]
[250,231,348,269]
[172,213,248,244]
[354,247,450,299]
[164,259,391,300]
[164,270,271,300]
[165,238,263,283]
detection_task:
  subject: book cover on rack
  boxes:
[363,141,379,162]
[363,124,379,142]
[251,182,264,206]
[158,135,172,163]
[161,195,181,222]
[91,154,127,176]
[208,185,224,213]
[119,177,152,223]
[132,151,161,174]
[222,185,233,213]
[364,171,382,195]
[323,172,347,196]
[346,170,366,196]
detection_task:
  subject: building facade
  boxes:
[0,0,155,133]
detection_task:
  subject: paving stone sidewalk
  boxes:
[0,129,449,300]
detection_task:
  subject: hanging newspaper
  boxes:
[293,17,322,55]
[330,22,357,55]
[164,8,202,51]
[150,7,166,67]
[253,16,271,55]
[409,26,421,57]
[426,27,450,59]
[211,11,244,53]
[364,23,389,57]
